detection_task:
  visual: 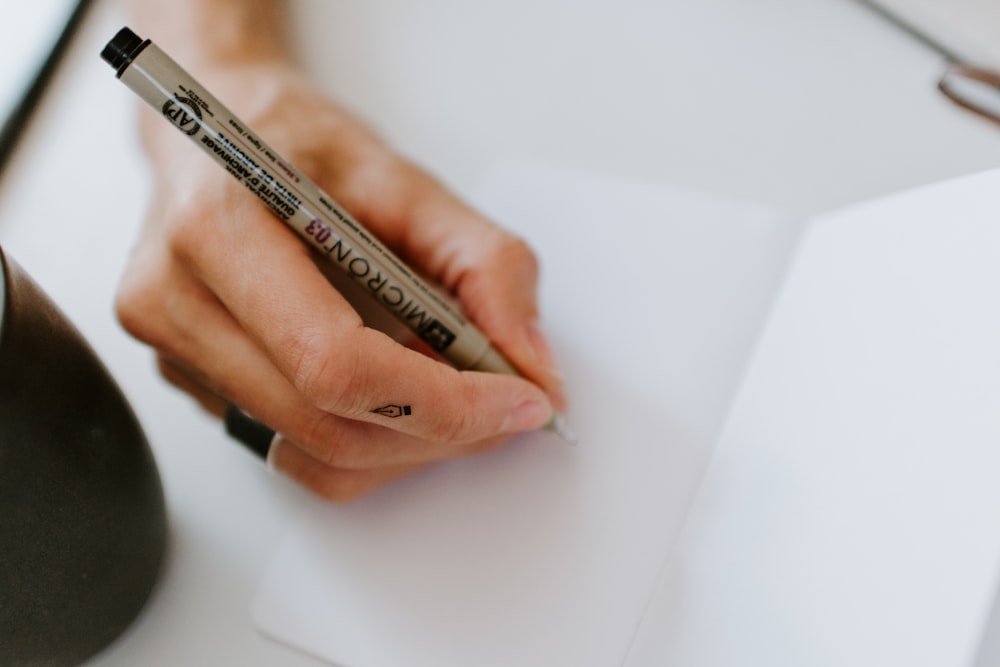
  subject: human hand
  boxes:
[116,62,565,501]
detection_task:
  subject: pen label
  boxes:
[162,95,201,136]
[200,128,462,354]
[419,320,456,352]
[303,219,457,351]
[200,131,301,219]
[115,39,489,369]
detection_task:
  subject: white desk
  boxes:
[2,1,999,664]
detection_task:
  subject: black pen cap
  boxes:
[100,27,149,77]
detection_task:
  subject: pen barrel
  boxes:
[113,39,511,373]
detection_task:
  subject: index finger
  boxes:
[174,193,554,444]
[334,162,566,402]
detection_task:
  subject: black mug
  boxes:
[0,246,167,665]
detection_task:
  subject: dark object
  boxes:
[0,0,95,181]
[0,247,167,665]
[99,27,150,77]
[224,404,275,461]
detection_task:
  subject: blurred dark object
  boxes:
[0,247,167,665]
[0,0,94,181]
[856,0,1000,127]
[938,63,1000,128]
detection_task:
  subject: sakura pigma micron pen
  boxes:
[100,27,574,444]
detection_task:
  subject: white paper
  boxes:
[629,168,1000,667]
[251,163,798,667]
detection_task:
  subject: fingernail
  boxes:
[548,388,569,413]
[501,399,552,433]
[525,319,563,382]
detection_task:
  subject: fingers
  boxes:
[344,163,565,403]
[268,429,508,503]
[160,184,554,443]
[268,439,425,502]
[162,348,511,473]
[155,362,439,503]
[117,75,566,503]
[116,213,542,467]
[156,355,228,418]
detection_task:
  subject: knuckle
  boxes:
[114,281,149,340]
[114,247,218,357]
[289,329,368,416]
[115,262,169,347]
[154,354,182,384]
[494,233,539,276]
[162,187,236,268]
[167,202,218,265]
[289,333,335,404]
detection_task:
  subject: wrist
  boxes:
[138,60,302,166]
[128,0,291,72]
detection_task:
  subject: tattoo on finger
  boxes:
[372,404,412,418]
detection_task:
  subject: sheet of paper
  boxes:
[627,168,1000,667]
[251,163,799,667]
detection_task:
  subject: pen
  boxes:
[100,27,574,444]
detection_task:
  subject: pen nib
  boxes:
[546,413,578,446]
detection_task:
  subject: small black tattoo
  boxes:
[372,404,412,418]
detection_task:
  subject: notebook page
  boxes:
[628,168,1000,666]
[252,164,798,667]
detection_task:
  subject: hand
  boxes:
[116,62,565,501]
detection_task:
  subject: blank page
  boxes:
[629,168,1000,667]
[252,164,798,667]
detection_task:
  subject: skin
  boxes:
[118,0,565,501]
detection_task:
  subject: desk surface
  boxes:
[2,1,999,665]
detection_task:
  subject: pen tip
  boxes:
[547,413,578,446]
